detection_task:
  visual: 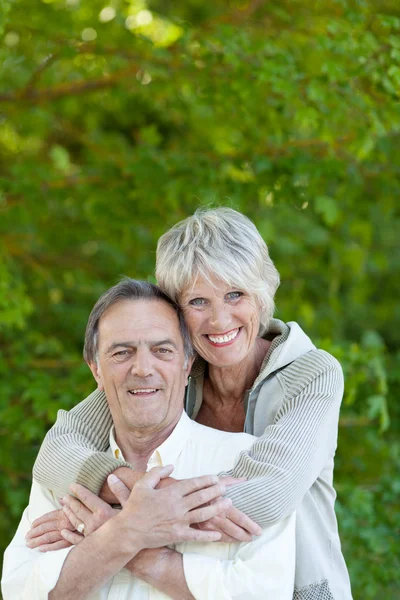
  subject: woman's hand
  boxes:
[26,479,128,552]
[195,476,262,543]
[99,467,143,503]
[60,483,120,545]
[26,508,75,552]
[196,505,262,542]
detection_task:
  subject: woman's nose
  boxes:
[209,304,231,330]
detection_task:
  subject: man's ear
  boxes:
[183,355,194,385]
[88,361,104,391]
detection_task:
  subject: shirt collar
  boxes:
[109,410,193,467]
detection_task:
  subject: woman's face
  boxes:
[180,273,260,368]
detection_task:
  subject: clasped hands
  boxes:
[26,466,261,570]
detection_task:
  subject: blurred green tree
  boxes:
[1,1,399,598]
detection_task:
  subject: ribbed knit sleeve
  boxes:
[223,350,344,526]
[32,389,132,497]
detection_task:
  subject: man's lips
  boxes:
[204,327,241,346]
[127,388,161,396]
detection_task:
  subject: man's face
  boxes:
[89,299,191,438]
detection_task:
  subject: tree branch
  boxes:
[0,64,140,104]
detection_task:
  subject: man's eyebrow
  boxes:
[151,338,179,350]
[105,342,134,354]
[105,339,179,354]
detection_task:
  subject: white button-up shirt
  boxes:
[2,411,296,599]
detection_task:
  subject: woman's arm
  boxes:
[32,389,131,498]
[223,350,344,526]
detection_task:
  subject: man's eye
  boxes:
[114,350,129,357]
[156,348,172,354]
[189,298,206,307]
[226,291,243,301]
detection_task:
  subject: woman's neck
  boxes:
[206,337,271,406]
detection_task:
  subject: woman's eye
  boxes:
[189,298,206,307]
[226,291,243,300]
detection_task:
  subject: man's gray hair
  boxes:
[83,278,193,364]
[156,207,280,335]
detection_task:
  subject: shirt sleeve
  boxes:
[182,513,296,600]
[1,484,74,600]
[222,350,344,525]
[32,389,132,498]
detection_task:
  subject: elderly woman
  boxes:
[32,208,352,599]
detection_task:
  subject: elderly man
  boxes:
[2,279,295,600]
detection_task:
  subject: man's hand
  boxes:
[111,466,233,547]
[126,547,195,600]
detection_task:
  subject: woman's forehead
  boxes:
[181,272,237,298]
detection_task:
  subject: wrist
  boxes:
[110,513,145,556]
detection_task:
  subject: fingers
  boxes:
[26,520,59,540]
[183,528,222,543]
[26,530,64,549]
[69,484,105,513]
[107,474,130,506]
[219,476,247,487]
[197,521,237,543]
[62,505,84,533]
[226,506,263,536]
[37,539,72,553]
[184,483,226,511]
[31,509,63,529]
[136,465,174,490]
[61,529,84,545]
[188,497,232,524]
[62,494,92,524]
[211,514,253,542]
[174,474,220,497]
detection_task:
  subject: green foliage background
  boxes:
[1,0,399,598]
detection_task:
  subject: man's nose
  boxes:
[131,348,153,377]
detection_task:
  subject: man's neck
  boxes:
[114,415,181,470]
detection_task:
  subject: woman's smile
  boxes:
[204,327,241,346]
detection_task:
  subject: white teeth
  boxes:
[208,329,239,344]
[130,389,157,394]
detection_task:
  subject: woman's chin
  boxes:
[198,344,249,369]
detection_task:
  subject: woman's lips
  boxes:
[205,328,241,347]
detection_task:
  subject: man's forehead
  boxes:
[98,298,182,341]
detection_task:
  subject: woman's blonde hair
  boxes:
[156,207,280,335]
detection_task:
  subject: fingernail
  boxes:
[62,495,69,504]
[108,474,119,485]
